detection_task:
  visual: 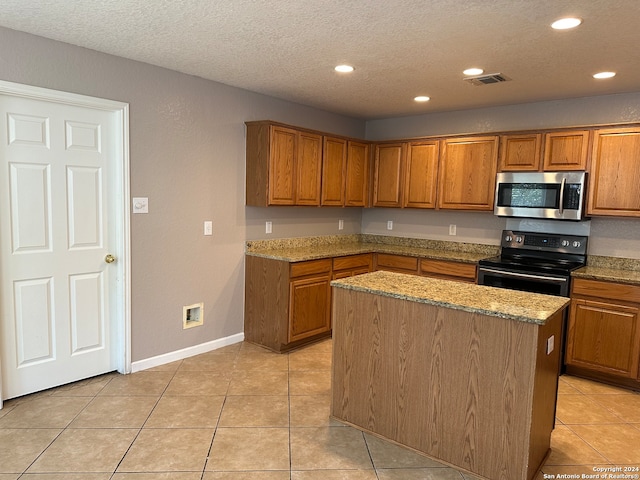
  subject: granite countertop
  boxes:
[246,234,498,264]
[572,266,640,286]
[332,270,570,325]
[572,255,640,286]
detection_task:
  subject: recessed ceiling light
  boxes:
[414,96,430,102]
[463,68,484,76]
[551,17,582,30]
[335,64,354,73]
[593,71,616,79]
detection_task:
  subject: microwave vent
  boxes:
[464,73,511,86]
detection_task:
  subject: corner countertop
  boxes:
[572,255,640,286]
[332,270,570,325]
[246,234,498,264]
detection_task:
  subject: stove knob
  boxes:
[505,235,513,242]
[572,241,581,248]
[561,240,570,247]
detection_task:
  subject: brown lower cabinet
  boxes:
[245,254,373,352]
[565,278,640,389]
[374,253,477,282]
[245,252,478,353]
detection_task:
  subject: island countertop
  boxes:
[331,270,569,325]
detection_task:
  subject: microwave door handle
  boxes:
[558,177,566,214]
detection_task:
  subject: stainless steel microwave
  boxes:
[494,171,587,221]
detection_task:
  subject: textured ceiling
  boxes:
[1,0,639,119]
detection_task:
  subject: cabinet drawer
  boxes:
[420,259,477,281]
[290,258,332,278]
[333,254,372,271]
[572,278,640,303]
[375,253,418,272]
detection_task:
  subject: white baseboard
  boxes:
[131,332,245,373]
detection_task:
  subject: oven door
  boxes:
[477,266,570,297]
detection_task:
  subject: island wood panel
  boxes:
[331,288,562,480]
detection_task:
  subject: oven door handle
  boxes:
[479,267,568,284]
[559,177,566,214]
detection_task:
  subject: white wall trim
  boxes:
[131,333,245,373]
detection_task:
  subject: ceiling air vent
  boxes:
[464,73,511,86]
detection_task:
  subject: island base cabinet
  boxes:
[330,287,563,480]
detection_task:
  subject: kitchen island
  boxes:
[330,271,569,480]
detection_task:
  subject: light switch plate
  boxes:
[204,221,213,236]
[132,197,149,214]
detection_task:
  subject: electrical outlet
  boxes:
[387,220,393,230]
[265,221,272,234]
[204,221,213,236]
[546,335,555,355]
[338,219,344,230]
[449,224,457,236]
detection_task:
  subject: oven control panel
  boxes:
[501,230,588,255]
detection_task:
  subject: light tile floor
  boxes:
[0,339,639,480]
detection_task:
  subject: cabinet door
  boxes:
[296,131,322,205]
[566,298,640,378]
[543,130,589,171]
[438,136,498,210]
[373,143,406,207]
[588,127,640,217]
[269,126,297,205]
[321,136,347,206]
[289,274,331,343]
[404,141,439,208]
[345,141,370,207]
[499,134,542,171]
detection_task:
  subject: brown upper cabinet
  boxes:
[373,141,439,209]
[321,137,371,207]
[373,143,406,207]
[588,127,640,217]
[246,121,322,206]
[404,141,439,208]
[543,130,590,170]
[499,130,590,172]
[499,133,543,171]
[438,136,499,210]
[344,141,371,207]
[321,136,347,206]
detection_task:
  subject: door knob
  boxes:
[105,254,116,264]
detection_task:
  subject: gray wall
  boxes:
[0,26,365,362]
[2,25,639,364]
[364,94,640,259]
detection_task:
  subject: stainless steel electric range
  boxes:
[477,230,588,297]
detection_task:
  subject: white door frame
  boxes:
[0,80,131,408]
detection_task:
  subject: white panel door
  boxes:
[0,90,124,400]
